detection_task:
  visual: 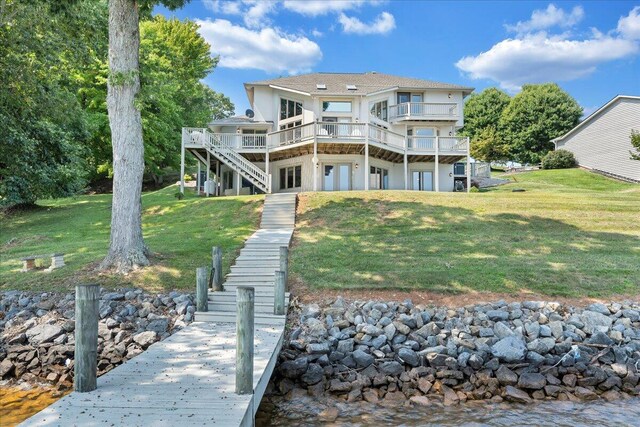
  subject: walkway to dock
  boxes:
[21,193,297,427]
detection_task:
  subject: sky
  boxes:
[156,1,640,117]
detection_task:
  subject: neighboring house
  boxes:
[181,72,475,195]
[552,95,640,183]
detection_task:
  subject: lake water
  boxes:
[0,385,66,427]
[256,394,640,426]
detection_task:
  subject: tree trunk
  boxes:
[99,0,149,273]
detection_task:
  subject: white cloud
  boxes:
[311,29,324,37]
[338,11,395,35]
[243,1,276,28]
[196,18,322,74]
[618,6,640,40]
[282,0,377,17]
[506,4,585,34]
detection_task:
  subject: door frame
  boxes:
[411,169,434,191]
[322,162,353,191]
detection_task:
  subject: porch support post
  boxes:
[236,171,241,196]
[466,137,471,193]
[312,122,318,191]
[196,161,201,196]
[364,123,369,191]
[205,152,211,196]
[435,136,440,192]
[180,129,186,195]
[216,161,221,196]
[404,149,408,190]
[265,145,270,193]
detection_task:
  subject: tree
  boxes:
[99,0,188,273]
[470,126,510,162]
[630,130,640,161]
[500,83,582,164]
[461,88,511,141]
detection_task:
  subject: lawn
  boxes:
[291,169,640,298]
[0,186,263,292]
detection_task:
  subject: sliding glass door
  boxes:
[324,164,351,191]
[412,171,433,191]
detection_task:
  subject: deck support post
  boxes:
[274,271,285,315]
[206,152,211,196]
[236,171,241,196]
[265,144,270,193]
[466,137,471,193]
[211,246,223,291]
[435,136,440,192]
[216,161,221,196]
[197,161,201,196]
[403,149,408,190]
[196,267,208,312]
[236,287,254,395]
[279,246,288,291]
[364,123,369,191]
[180,129,186,195]
[312,125,318,191]
[74,283,99,393]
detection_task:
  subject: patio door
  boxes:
[324,163,351,191]
[412,171,433,191]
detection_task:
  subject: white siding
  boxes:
[556,98,640,181]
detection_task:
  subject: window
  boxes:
[280,98,302,121]
[316,84,326,90]
[412,171,433,191]
[323,164,351,191]
[454,163,466,175]
[279,120,302,144]
[369,166,389,190]
[322,101,352,113]
[222,171,234,190]
[397,92,411,104]
[279,165,302,190]
[370,100,388,122]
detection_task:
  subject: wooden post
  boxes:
[74,284,99,393]
[313,121,318,191]
[279,246,288,291]
[211,246,223,291]
[180,129,186,195]
[466,137,471,193]
[197,161,201,196]
[196,267,208,312]
[274,271,285,315]
[236,171,241,196]
[364,123,369,191]
[236,287,254,395]
[206,151,211,196]
[216,161,221,196]
[265,144,270,193]
[435,136,440,192]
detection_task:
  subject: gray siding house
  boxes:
[552,95,640,182]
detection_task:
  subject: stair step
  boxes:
[195,311,285,325]
[208,301,288,314]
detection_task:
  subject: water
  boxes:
[256,394,640,427]
[0,385,66,427]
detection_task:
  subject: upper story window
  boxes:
[322,101,352,113]
[370,100,388,122]
[397,92,423,104]
[280,98,303,121]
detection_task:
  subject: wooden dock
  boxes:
[21,193,297,427]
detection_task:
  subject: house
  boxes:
[181,72,475,196]
[552,95,640,182]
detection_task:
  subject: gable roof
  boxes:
[245,72,474,96]
[552,95,640,143]
[209,115,271,126]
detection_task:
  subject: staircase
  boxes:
[196,193,297,324]
[185,128,270,193]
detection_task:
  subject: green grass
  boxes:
[292,169,640,298]
[0,186,263,292]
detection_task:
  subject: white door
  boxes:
[324,164,351,191]
[324,165,335,191]
[412,171,433,191]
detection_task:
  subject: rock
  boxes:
[305,318,327,338]
[525,322,540,339]
[468,354,484,370]
[562,374,577,387]
[25,324,64,345]
[517,373,546,390]
[380,361,404,376]
[417,377,432,394]
[0,359,14,378]
[383,323,396,341]
[103,292,125,301]
[410,395,430,406]
[397,348,420,367]
[487,310,509,322]
[574,386,598,401]
[504,385,532,403]
[336,339,354,354]
[527,338,556,355]
[441,384,459,406]
[580,310,613,334]
[362,389,379,403]
[496,365,518,386]
[622,309,640,322]
[306,343,330,354]
[361,324,383,337]
[491,336,527,362]
[586,303,610,316]
[281,358,308,379]
[494,322,514,339]
[132,331,158,348]
[329,379,351,392]
[301,363,324,385]
[549,321,563,339]
[318,407,339,422]
[302,304,321,319]
[381,391,406,408]
[352,350,374,368]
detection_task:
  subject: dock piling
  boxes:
[279,246,288,291]
[74,283,99,393]
[274,271,285,315]
[211,246,222,291]
[236,286,254,395]
[196,267,208,312]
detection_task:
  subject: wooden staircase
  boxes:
[196,193,297,324]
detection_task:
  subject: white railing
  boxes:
[316,122,366,139]
[438,136,468,152]
[184,131,266,150]
[474,162,491,178]
[407,136,436,150]
[368,125,405,149]
[389,102,458,120]
[268,122,315,147]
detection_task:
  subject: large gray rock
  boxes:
[491,336,527,362]
[301,363,324,385]
[146,317,170,334]
[496,365,518,386]
[586,303,610,316]
[380,361,404,376]
[487,310,509,321]
[527,338,556,355]
[26,324,64,345]
[336,338,354,354]
[352,350,374,368]
[397,348,420,367]
[517,372,546,389]
[580,310,613,334]
[504,385,532,403]
[494,322,514,339]
[281,357,308,379]
[133,331,158,348]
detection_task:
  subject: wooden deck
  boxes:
[21,193,298,427]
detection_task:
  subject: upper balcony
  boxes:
[388,102,459,122]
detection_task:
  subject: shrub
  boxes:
[542,149,577,169]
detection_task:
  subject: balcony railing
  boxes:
[389,102,459,121]
[407,136,468,152]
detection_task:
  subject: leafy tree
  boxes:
[630,130,640,161]
[470,126,511,162]
[499,83,582,164]
[461,88,511,141]
[0,0,106,207]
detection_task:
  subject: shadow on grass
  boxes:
[292,198,640,298]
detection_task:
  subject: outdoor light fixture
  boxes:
[449,172,453,177]
[449,131,452,136]
[448,93,452,98]
[355,163,359,169]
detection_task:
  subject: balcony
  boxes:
[389,102,459,122]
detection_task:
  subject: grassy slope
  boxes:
[0,186,263,292]
[292,169,640,298]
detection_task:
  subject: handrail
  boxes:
[438,136,468,151]
[389,102,458,120]
[268,122,315,147]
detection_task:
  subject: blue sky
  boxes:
[156,1,640,116]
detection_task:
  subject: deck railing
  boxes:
[389,102,458,120]
[438,136,468,151]
[268,122,315,147]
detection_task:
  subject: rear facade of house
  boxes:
[552,95,640,183]
[181,72,476,195]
